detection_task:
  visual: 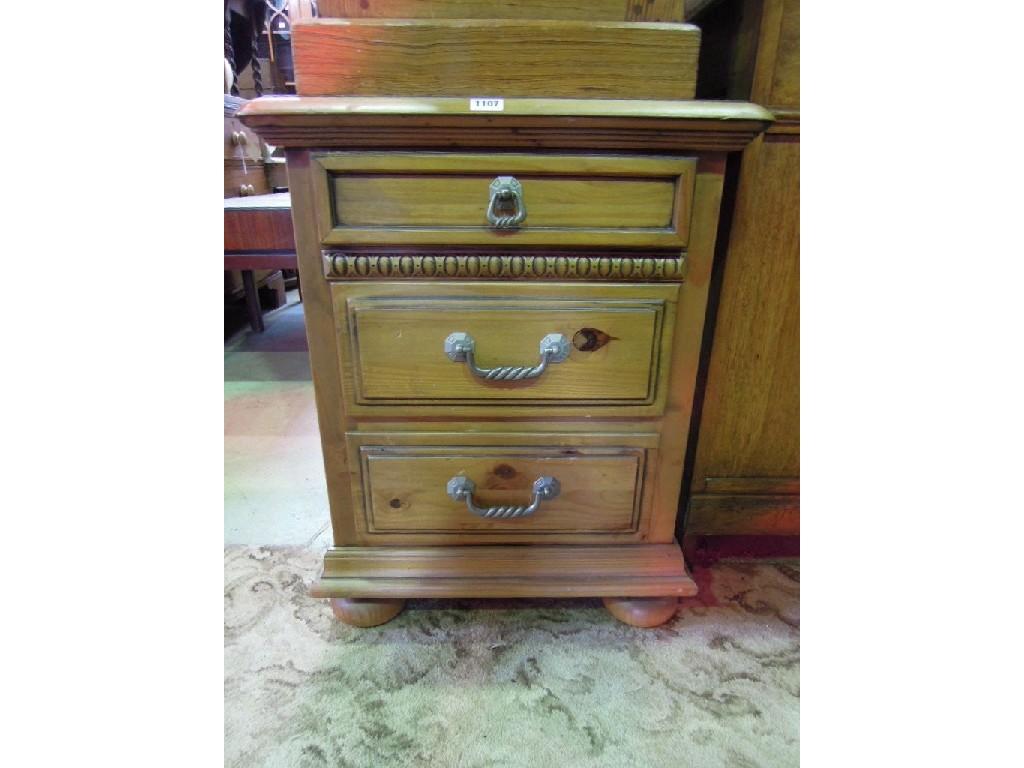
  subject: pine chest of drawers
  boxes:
[239,97,772,627]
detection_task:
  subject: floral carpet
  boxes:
[225,547,799,767]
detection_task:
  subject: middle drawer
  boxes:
[331,281,679,416]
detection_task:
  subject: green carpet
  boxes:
[225,547,799,767]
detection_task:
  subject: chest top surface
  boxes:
[237,96,774,152]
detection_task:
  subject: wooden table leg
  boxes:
[241,269,264,333]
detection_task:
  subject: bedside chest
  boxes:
[239,97,771,627]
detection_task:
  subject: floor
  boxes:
[225,300,800,767]
[225,294,331,549]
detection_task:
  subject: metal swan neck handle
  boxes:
[486,176,527,230]
[445,332,570,381]
[446,475,561,519]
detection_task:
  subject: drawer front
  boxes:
[347,432,658,542]
[332,282,678,414]
[312,153,696,248]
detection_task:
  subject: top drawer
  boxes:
[311,153,696,249]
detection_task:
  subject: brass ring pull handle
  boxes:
[446,475,561,519]
[486,176,527,230]
[444,332,570,381]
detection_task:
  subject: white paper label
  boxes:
[470,98,504,112]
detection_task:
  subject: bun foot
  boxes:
[602,596,679,627]
[330,597,406,627]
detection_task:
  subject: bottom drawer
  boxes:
[347,432,657,542]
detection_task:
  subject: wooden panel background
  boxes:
[750,0,799,111]
[690,135,799,481]
[683,0,799,541]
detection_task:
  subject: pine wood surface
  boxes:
[237,97,774,152]
[750,0,799,112]
[330,281,678,417]
[316,0,687,22]
[344,296,664,405]
[344,430,661,545]
[292,19,699,100]
[284,149,362,545]
[684,0,799,540]
[690,137,799,484]
[654,157,725,543]
[333,176,672,227]
[360,447,644,535]
[247,93,760,613]
[311,543,697,598]
[312,152,694,249]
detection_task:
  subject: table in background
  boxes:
[224,192,297,332]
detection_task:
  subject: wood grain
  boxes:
[683,0,799,539]
[650,158,725,543]
[347,298,662,404]
[703,476,799,495]
[292,19,699,99]
[317,0,686,22]
[359,445,644,535]
[240,97,772,123]
[237,97,773,152]
[750,0,799,110]
[685,494,799,536]
[686,137,799,506]
[312,152,694,249]
[310,543,698,598]
[254,97,752,601]
[330,281,678,416]
[284,149,360,544]
[224,193,295,252]
[344,430,660,546]
[335,176,673,228]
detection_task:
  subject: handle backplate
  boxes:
[486,176,527,230]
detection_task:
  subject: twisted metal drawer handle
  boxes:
[444,332,570,381]
[446,475,561,519]
[486,176,527,230]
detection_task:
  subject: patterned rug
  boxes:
[225,547,799,767]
